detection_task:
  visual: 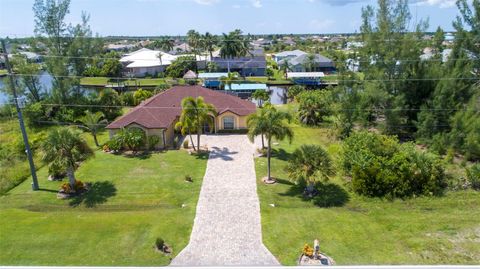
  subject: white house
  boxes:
[120,48,207,77]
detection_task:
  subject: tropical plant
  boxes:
[220,72,239,90]
[133,88,153,105]
[342,131,446,198]
[285,144,335,195]
[251,89,270,107]
[287,85,305,101]
[175,114,197,151]
[116,128,146,153]
[219,29,250,72]
[279,59,292,79]
[297,90,332,126]
[77,110,107,147]
[466,164,480,191]
[42,127,94,190]
[147,135,160,150]
[247,105,293,182]
[202,32,218,59]
[177,96,216,152]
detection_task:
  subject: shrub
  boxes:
[466,164,480,190]
[148,135,160,150]
[185,175,193,182]
[287,85,305,101]
[48,161,66,179]
[342,131,446,198]
[297,90,333,126]
[133,88,154,105]
[155,237,165,250]
[183,139,189,149]
[105,138,122,151]
[121,92,136,106]
[303,244,314,257]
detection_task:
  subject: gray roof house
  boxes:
[279,53,336,73]
[212,49,266,77]
[273,49,307,63]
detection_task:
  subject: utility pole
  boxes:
[1,39,39,191]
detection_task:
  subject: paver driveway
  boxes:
[171,135,279,266]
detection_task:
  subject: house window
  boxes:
[223,116,234,130]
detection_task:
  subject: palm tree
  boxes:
[280,59,292,79]
[219,29,250,72]
[247,105,293,182]
[285,144,335,195]
[251,89,270,107]
[160,38,174,52]
[303,53,316,72]
[42,127,94,189]
[157,51,163,66]
[203,32,218,59]
[77,110,107,147]
[175,114,197,151]
[220,72,239,90]
[178,96,217,151]
[247,106,269,149]
[187,30,201,72]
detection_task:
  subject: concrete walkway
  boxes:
[171,135,279,266]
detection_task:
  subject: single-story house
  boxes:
[106,85,257,149]
[272,49,306,63]
[279,53,336,74]
[211,49,266,77]
[120,48,207,77]
[198,72,229,88]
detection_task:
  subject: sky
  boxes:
[0,0,463,37]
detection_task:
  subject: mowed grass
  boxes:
[254,107,480,265]
[0,131,208,266]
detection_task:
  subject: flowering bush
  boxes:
[303,244,314,257]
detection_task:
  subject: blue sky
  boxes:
[0,0,461,37]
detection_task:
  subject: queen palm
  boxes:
[285,144,335,195]
[42,127,94,189]
[252,89,270,107]
[77,110,107,147]
[280,59,292,79]
[179,96,216,151]
[247,105,293,182]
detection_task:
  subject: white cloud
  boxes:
[194,0,220,5]
[232,4,241,8]
[251,0,262,8]
[309,19,334,30]
[414,0,456,8]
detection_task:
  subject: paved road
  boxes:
[171,135,279,266]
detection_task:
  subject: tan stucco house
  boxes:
[106,85,257,149]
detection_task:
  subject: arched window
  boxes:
[223,116,234,130]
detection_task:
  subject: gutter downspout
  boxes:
[162,129,167,149]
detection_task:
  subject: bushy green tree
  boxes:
[133,88,153,105]
[166,56,196,78]
[286,85,304,101]
[342,131,446,198]
[297,90,332,126]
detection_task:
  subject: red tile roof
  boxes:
[106,85,257,129]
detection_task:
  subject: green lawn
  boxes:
[255,110,480,265]
[0,69,7,76]
[0,131,208,266]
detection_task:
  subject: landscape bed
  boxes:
[254,114,480,265]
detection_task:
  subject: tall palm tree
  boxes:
[303,53,316,72]
[179,96,217,151]
[160,38,174,52]
[187,30,201,72]
[247,105,269,149]
[285,144,335,195]
[247,105,293,182]
[42,127,94,189]
[219,29,250,72]
[203,32,218,59]
[175,114,197,151]
[77,110,107,147]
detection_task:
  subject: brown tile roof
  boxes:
[106,85,257,129]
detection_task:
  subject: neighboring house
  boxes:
[272,49,306,63]
[212,49,266,77]
[279,53,336,73]
[106,85,257,149]
[198,72,229,88]
[120,48,206,77]
[106,43,136,52]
